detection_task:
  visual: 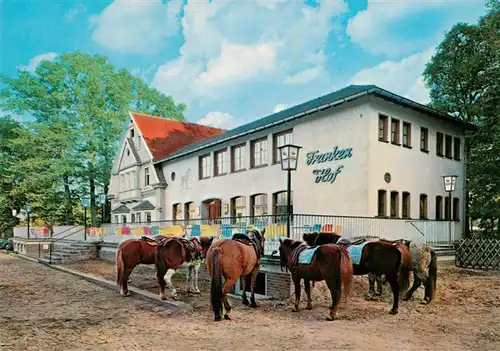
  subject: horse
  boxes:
[116,235,214,297]
[206,228,266,321]
[368,241,437,304]
[154,235,216,300]
[278,238,353,321]
[302,233,411,315]
[302,231,342,246]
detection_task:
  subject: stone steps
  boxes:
[39,240,96,264]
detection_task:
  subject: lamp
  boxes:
[25,202,31,239]
[82,197,89,241]
[278,144,302,239]
[442,175,458,242]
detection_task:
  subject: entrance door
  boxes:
[208,200,221,223]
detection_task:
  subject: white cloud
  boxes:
[64,2,86,22]
[283,66,323,85]
[17,52,58,72]
[91,0,183,53]
[196,111,244,130]
[349,47,435,104]
[152,0,348,103]
[273,104,288,113]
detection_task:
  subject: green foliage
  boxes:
[0,51,185,226]
[423,1,500,237]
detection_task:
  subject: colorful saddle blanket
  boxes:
[298,246,320,265]
[347,241,370,265]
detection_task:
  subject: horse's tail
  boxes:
[210,247,223,317]
[116,247,124,289]
[428,249,438,301]
[339,247,353,300]
[397,247,411,294]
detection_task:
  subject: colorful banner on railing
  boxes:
[28,227,50,238]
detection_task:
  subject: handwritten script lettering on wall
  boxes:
[305,146,353,184]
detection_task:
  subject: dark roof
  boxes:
[130,112,226,161]
[153,84,475,164]
[111,204,130,214]
[132,200,156,211]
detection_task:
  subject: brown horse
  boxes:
[303,233,411,314]
[116,235,214,297]
[278,238,353,321]
[368,241,437,304]
[206,228,266,321]
[154,236,215,300]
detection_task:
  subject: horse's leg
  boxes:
[165,269,178,299]
[403,274,421,301]
[249,268,259,308]
[186,265,193,293]
[376,275,384,296]
[240,275,249,306]
[193,262,201,294]
[121,266,135,296]
[367,274,376,300]
[222,276,238,320]
[325,273,342,321]
[291,276,301,312]
[156,266,168,301]
[422,275,433,304]
[304,279,313,310]
[387,274,400,315]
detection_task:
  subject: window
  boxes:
[377,190,386,217]
[251,137,268,168]
[199,154,211,179]
[419,194,428,219]
[131,213,136,223]
[145,167,150,186]
[445,134,452,158]
[136,213,141,224]
[173,203,182,222]
[435,196,443,220]
[130,129,135,138]
[145,212,151,223]
[436,132,444,156]
[127,149,130,156]
[444,196,451,220]
[231,196,246,223]
[251,194,267,216]
[121,215,127,224]
[390,191,399,218]
[402,192,410,218]
[420,127,429,152]
[114,215,119,224]
[454,137,461,160]
[402,122,411,147]
[214,148,228,176]
[137,135,141,148]
[231,143,246,172]
[184,202,196,222]
[391,118,400,145]
[274,191,292,223]
[378,114,388,142]
[453,197,460,221]
[273,130,293,163]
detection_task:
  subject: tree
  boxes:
[0,51,186,225]
[423,1,500,236]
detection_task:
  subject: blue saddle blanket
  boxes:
[347,241,370,265]
[298,247,319,265]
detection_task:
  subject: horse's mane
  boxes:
[281,238,304,249]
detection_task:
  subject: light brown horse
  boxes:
[206,228,266,321]
[116,235,214,297]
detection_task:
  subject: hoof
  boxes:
[242,299,249,306]
[171,295,179,301]
[120,291,129,297]
[292,307,299,312]
[420,299,431,305]
[326,316,335,321]
[364,294,376,301]
[250,302,258,308]
[160,295,167,301]
[193,290,201,295]
[214,316,222,322]
[224,315,231,320]
[306,305,313,310]
[403,294,412,301]
[389,309,399,315]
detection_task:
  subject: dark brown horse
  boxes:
[303,233,411,314]
[278,238,353,320]
[116,235,214,297]
[206,228,266,321]
[154,236,215,300]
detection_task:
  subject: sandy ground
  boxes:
[1,253,500,351]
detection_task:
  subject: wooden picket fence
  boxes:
[455,238,500,270]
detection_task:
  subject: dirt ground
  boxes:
[1,254,500,351]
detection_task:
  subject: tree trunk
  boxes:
[104,183,109,223]
[63,175,74,225]
[89,162,96,226]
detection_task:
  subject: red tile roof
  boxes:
[130,112,226,161]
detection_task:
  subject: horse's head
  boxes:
[302,232,318,246]
[278,237,301,272]
[247,227,266,253]
[198,236,217,258]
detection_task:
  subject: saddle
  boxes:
[231,232,263,259]
[141,235,170,246]
[290,243,309,274]
[152,236,201,262]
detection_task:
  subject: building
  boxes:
[108,84,473,244]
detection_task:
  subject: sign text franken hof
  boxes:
[305,146,353,184]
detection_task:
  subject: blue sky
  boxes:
[0,0,487,128]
